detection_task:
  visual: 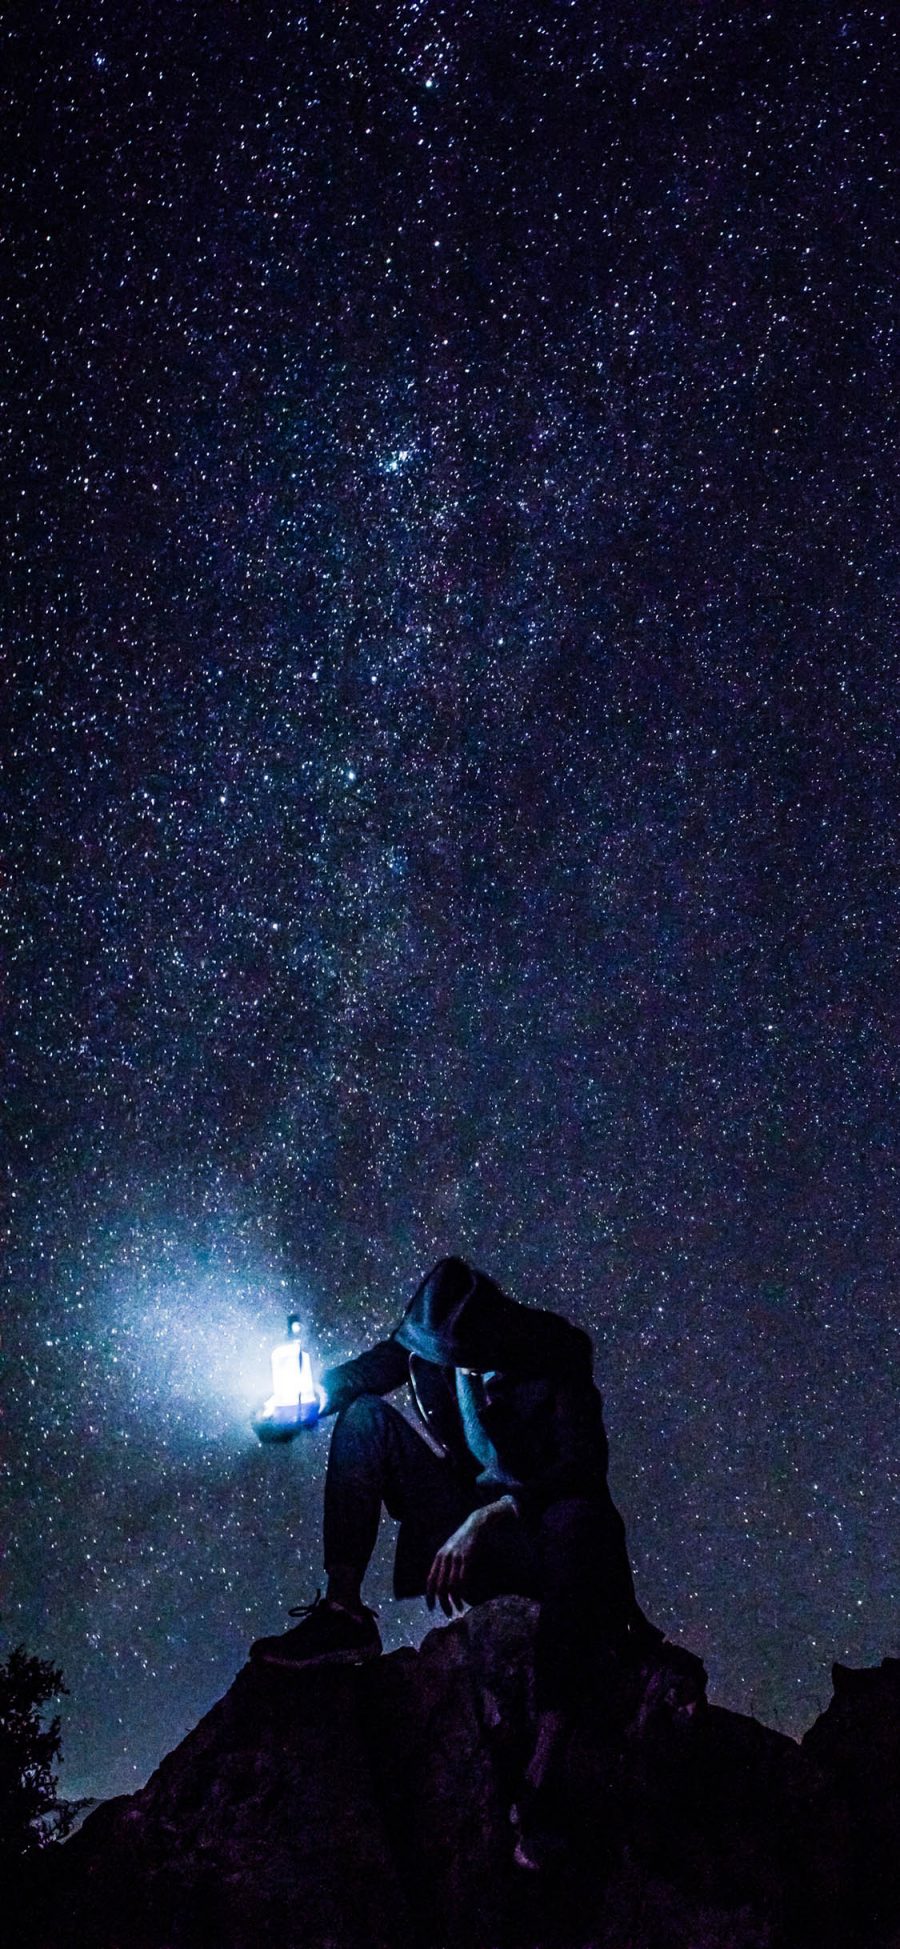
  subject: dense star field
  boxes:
[3,2,897,1801]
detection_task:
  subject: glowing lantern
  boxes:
[252,1315,321,1442]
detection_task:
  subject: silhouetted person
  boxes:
[251,1257,656,1867]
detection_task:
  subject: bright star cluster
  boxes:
[3,2,898,1799]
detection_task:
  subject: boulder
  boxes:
[29,1602,900,1949]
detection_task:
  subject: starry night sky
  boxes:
[4,2,898,1802]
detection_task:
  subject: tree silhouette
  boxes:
[0,1645,71,1869]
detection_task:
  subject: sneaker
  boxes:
[250,1593,382,1670]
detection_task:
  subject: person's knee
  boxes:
[540,1495,602,1545]
[539,1496,615,1578]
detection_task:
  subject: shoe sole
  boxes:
[251,1643,382,1671]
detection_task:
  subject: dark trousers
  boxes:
[323,1394,639,1711]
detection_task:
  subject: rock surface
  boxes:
[30,1601,900,1949]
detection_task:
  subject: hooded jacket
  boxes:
[319,1278,613,1524]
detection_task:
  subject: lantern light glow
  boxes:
[253,1315,320,1441]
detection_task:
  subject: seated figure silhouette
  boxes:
[251,1256,658,1868]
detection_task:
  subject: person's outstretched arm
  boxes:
[318,1337,409,1416]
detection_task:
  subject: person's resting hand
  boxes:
[425,1496,517,1616]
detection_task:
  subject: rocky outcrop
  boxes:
[800,1656,900,1947]
[31,1602,900,1949]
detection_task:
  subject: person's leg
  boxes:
[513,1496,638,1867]
[533,1494,636,1711]
[250,1395,472,1667]
[323,1393,472,1616]
[462,1491,636,1704]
